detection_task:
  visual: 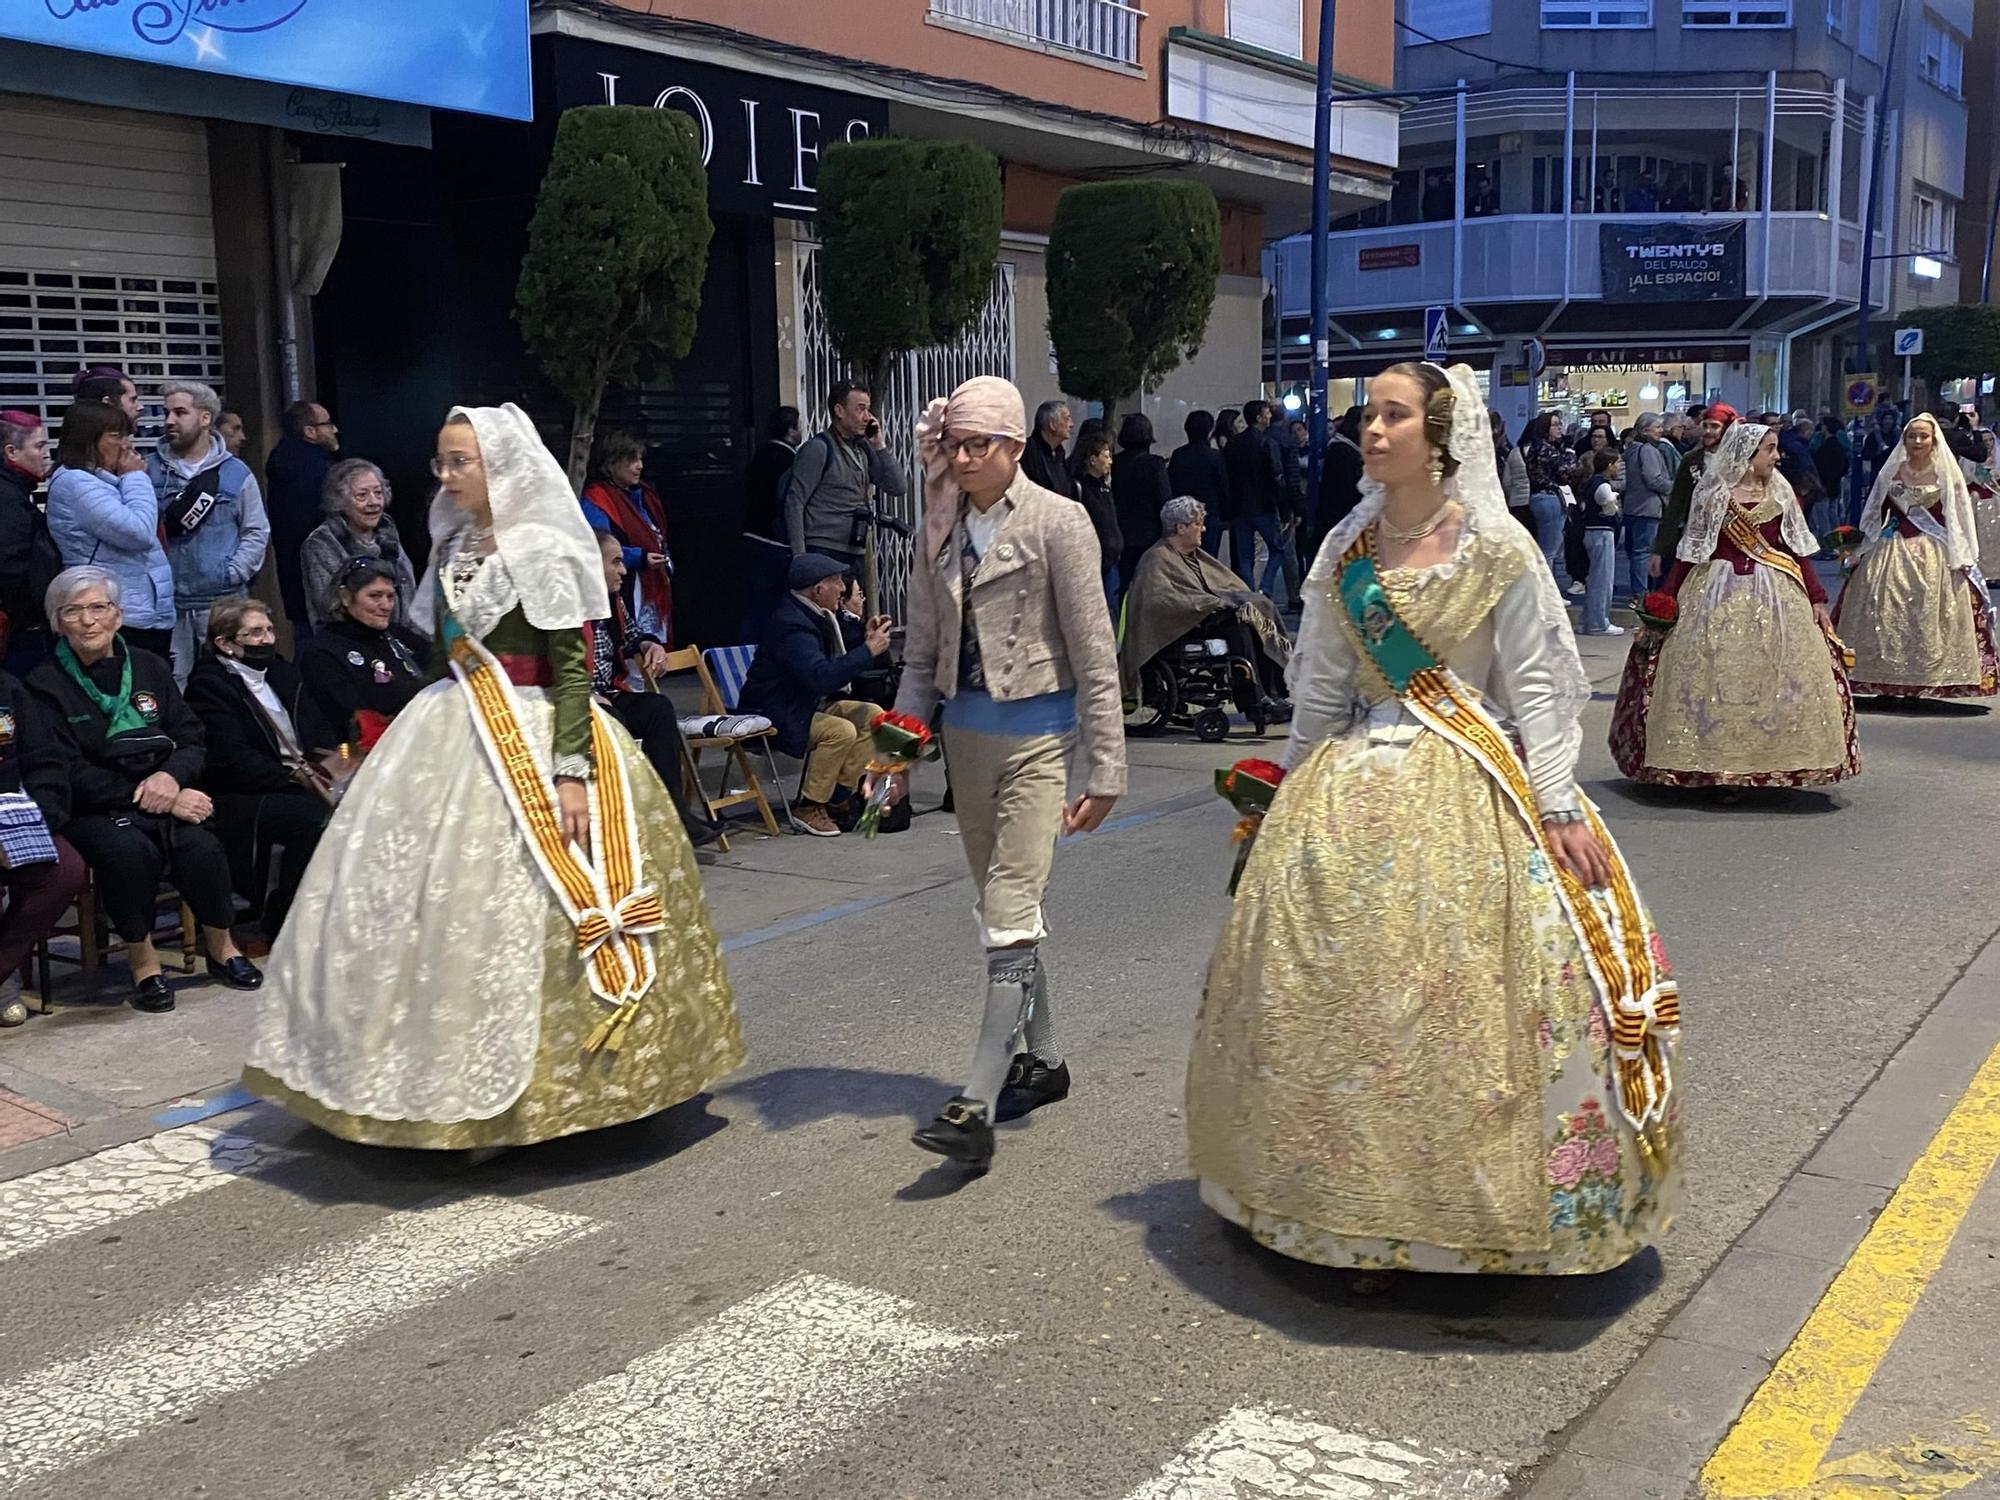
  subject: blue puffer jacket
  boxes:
[45,466,175,630]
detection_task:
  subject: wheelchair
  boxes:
[1125,625,1274,742]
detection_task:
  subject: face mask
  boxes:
[237,644,279,669]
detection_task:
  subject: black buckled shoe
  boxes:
[911,1097,994,1170]
[131,975,176,1014]
[994,1054,1071,1123]
[206,955,264,990]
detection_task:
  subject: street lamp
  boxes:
[1305,0,1337,530]
[1848,0,1911,524]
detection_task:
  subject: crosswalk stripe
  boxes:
[391,1271,1015,1499]
[0,1123,302,1266]
[0,1194,597,1486]
[1121,1409,1509,1500]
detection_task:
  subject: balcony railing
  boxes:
[1271,213,1884,317]
[929,0,1146,67]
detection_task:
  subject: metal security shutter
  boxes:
[0,96,225,439]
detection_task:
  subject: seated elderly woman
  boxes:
[296,556,429,749]
[1119,495,1293,723]
[26,566,260,1013]
[297,457,418,634]
[182,597,335,938]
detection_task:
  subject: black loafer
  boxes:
[131,975,176,1014]
[911,1097,994,1170]
[994,1054,1071,1123]
[206,955,264,990]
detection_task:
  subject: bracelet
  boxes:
[1539,809,1586,827]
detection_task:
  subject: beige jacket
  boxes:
[893,469,1127,796]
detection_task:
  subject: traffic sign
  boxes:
[1523,336,1547,378]
[1841,373,1880,419]
[1893,327,1924,358]
[1423,306,1449,363]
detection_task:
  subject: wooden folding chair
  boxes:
[37,878,198,999]
[658,646,785,837]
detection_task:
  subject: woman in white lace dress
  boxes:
[1836,413,1998,700]
[244,404,742,1148]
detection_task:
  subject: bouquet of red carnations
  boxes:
[1216,758,1286,895]
[1635,589,1679,634]
[858,710,941,838]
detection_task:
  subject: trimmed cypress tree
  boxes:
[1048,180,1222,422]
[1900,303,2000,393]
[516,106,713,487]
[817,137,1004,399]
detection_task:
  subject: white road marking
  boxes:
[392,1271,1015,1499]
[0,1195,596,1485]
[0,1124,302,1265]
[1123,1409,1510,1500]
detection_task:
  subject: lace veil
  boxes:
[1857,413,1981,571]
[412,403,610,638]
[1677,422,1817,565]
[1303,362,1591,729]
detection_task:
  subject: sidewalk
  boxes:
[1525,931,2000,1500]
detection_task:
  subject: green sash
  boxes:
[55,639,150,737]
[1336,544,1439,692]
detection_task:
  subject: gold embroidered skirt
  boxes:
[244,685,743,1149]
[1837,533,1997,698]
[1189,725,1682,1276]
[1641,560,1856,782]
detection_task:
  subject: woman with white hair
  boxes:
[297,459,418,633]
[1834,412,1997,700]
[244,404,742,1151]
[27,565,258,1013]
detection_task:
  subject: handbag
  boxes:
[0,791,57,867]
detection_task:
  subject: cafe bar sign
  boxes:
[11,0,533,120]
[550,37,890,219]
[1600,222,1747,303]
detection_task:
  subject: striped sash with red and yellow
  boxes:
[450,633,662,1056]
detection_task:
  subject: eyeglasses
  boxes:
[233,624,277,644]
[348,484,386,501]
[58,602,116,622]
[943,433,1001,460]
[429,454,482,479]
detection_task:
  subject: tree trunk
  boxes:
[859,352,893,617]
[565,386,603,493]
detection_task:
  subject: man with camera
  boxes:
[783,382,909,584]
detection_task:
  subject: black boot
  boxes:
[995,1053,1071,1122]
[912,1097,994,1170]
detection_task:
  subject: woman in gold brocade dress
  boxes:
[244,404,743,1150]
[1614,424,1859,787]
[1836,413,1998,701]
[1189,364,1683,1278]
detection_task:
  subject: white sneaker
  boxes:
[1582,624,1628,637]
[1567,580,1587,596]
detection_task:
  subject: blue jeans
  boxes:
[1232,512,1288,594]
[1528,492,1565,578]
[1580,526,1616,633]
[1103,564,1121,622]
[1622,516,1660,601]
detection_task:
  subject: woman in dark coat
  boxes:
[28,565,259,1012]
[1111,412,1172,600]
[182,597,333,938]
[297,557,430,750]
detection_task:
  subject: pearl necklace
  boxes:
[1378,497,1456,543]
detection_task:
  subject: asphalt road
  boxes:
[2,669,1996,1500]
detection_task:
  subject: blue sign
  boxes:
[5,1,532,121]
[1424,306,1449,362]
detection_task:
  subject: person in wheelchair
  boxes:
[1120,497,1292,735]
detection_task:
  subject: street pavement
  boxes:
[0,624,1998,1499]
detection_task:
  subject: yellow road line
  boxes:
[1702,1038,2000,1497]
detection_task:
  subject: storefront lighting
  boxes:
[1639,383,1659,401]
[1296,334,1311,345]
[1376,328,1397,340]
[1282,392,1303,413]
[1910,255,1944,280]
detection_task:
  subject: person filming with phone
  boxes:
[783,381,909,592]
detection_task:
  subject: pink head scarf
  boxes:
[916,376,1028,563]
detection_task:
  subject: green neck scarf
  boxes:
[56,639,150,737]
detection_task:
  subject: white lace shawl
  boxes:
[1857,414,1981,572]
[1678,423,1818,565]
[411,403,609,639]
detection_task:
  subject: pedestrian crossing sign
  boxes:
[1424,306,1450,362]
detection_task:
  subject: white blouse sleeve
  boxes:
[1489,571,1584,815]
[1280,587,1357,770]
